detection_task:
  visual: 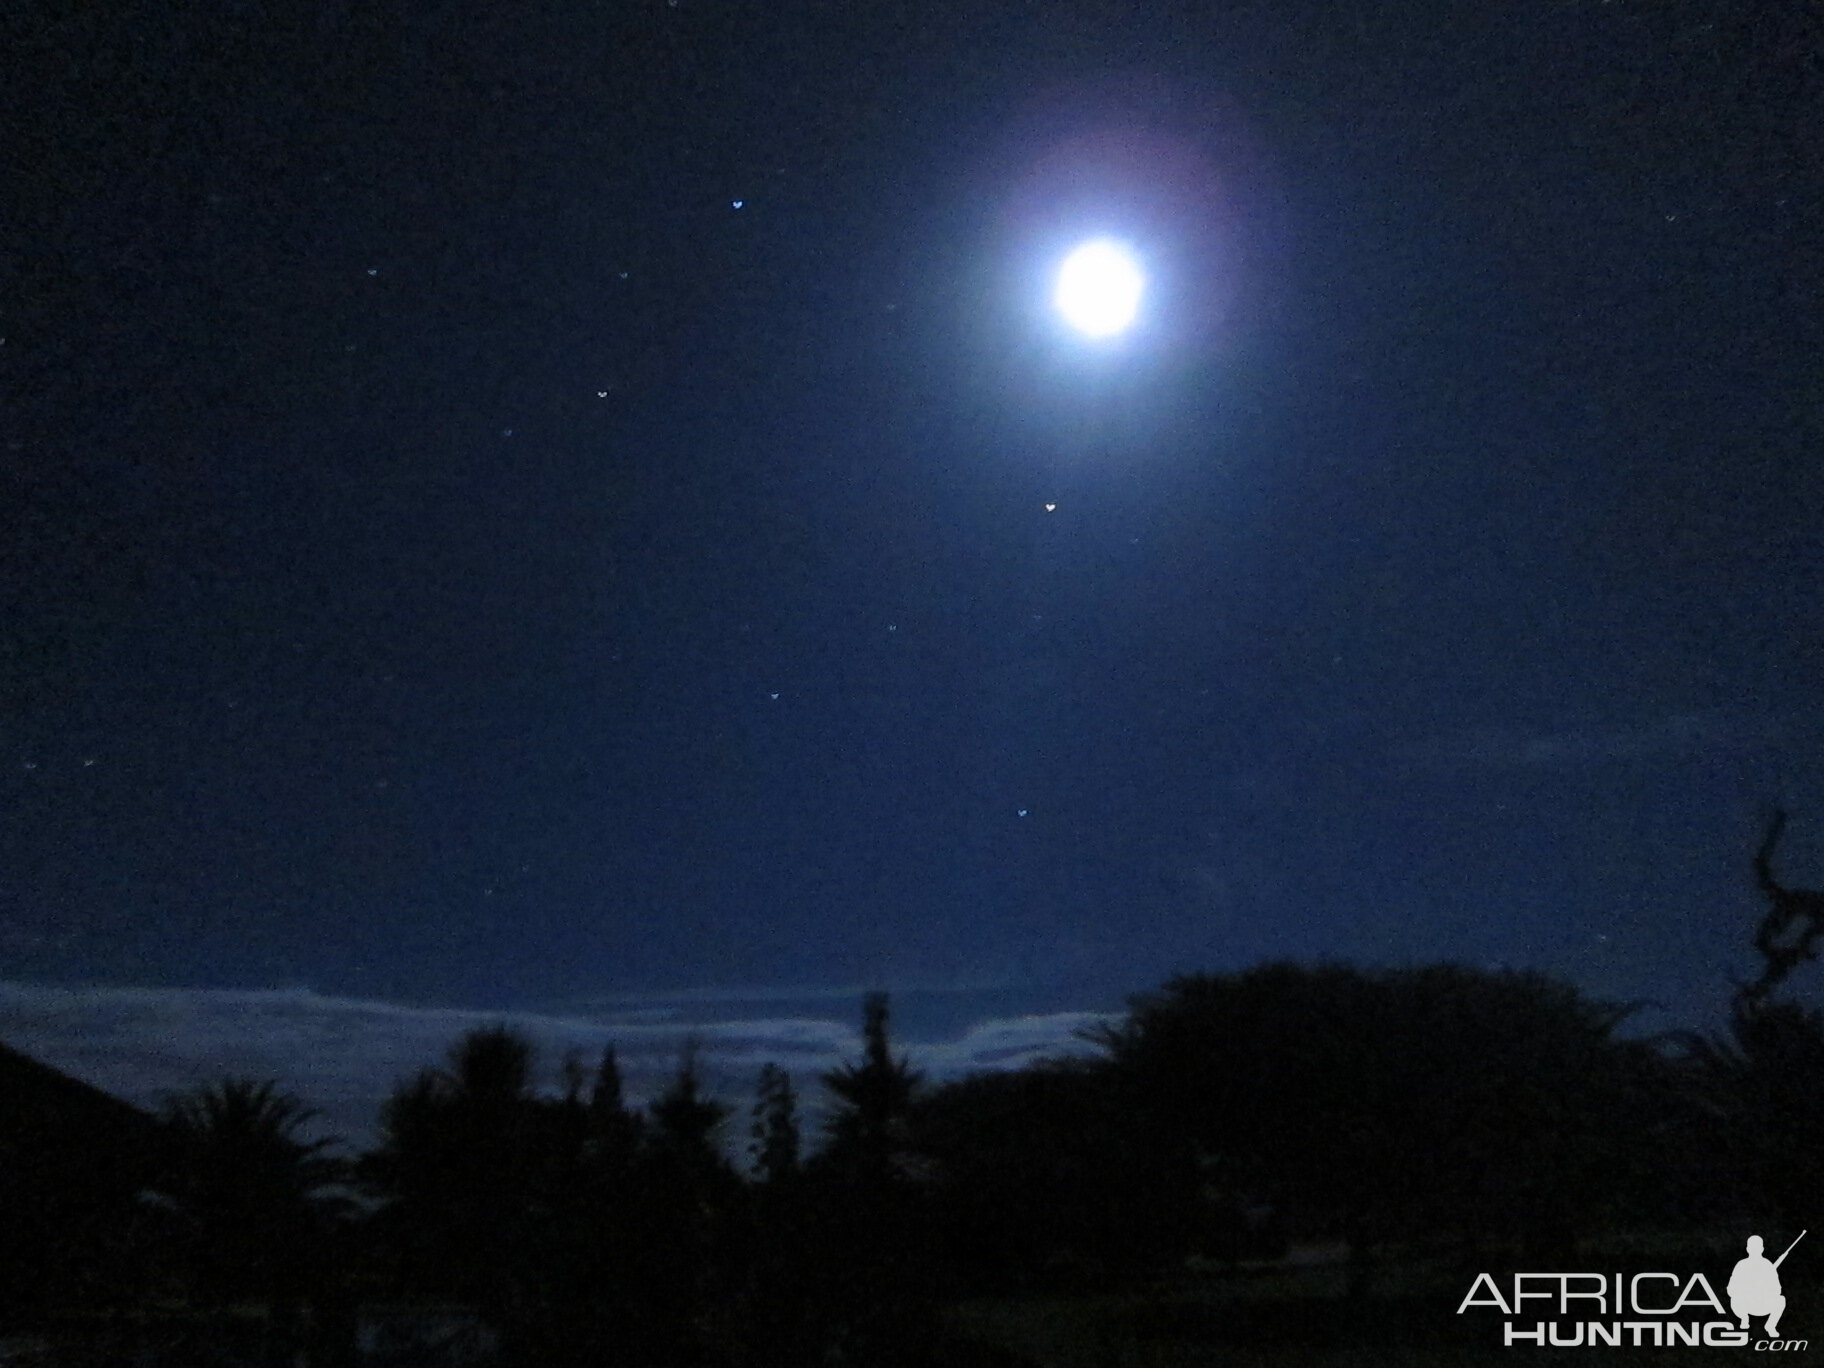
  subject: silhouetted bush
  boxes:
[1091,962,1670,1281]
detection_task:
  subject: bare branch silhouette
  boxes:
[1739,809,1824,1018]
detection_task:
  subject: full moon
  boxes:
[1054,239,1144,338]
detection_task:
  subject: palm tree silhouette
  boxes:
[157,1077,348,1310]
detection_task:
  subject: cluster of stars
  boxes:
[331,232,1113,850]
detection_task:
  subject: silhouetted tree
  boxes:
[449,1023,537,1104]
[1742,809,1824,1015]
[1674,814,1824,1230]
[1680,1001,1824,1232]
[611,1042,745,1366]
[511,1043,669,1368]
[648,1040,729,1170]
[361,1026,543,1315]
[727,1063,825,1365]
[748,1063,800,1186]
[1095,962,1660,1288]
[819,992,922,1184]
[156,1078,348,1309]
[588,1043,644,1164]
[803,994,943,1359]
[908,1058,1186,1288]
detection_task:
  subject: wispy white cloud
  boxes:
[0,982,1104,1151]
[564,977,1025,1011]
[920,1012,1110,1073]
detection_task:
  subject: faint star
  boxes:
[732,200,744,209]
[1017,809,1029,817]
[1043,503,1056,512]
[768,692,779,700]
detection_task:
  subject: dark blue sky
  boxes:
[5,0,1822,1116]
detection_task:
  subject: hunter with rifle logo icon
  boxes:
[1728,1231,1803,1339]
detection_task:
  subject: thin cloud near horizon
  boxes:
[0,980,1108,1150]
[558,976,1037,1011]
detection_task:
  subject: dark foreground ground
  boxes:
[945,1240,1816,1368]
[3,1241,1811,1368]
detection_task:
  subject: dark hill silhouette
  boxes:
[0,1039,165,1322]
[0,1037,154,1141]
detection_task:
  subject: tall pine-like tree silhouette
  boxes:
[749,1063,800,1185]
[807,994,940,1360]
[820,992,922,1184]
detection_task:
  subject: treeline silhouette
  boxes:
[5,824,1824,1365]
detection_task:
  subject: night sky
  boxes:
[5,0,1823,1135]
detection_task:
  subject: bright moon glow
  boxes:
[1054,240,1144,338]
